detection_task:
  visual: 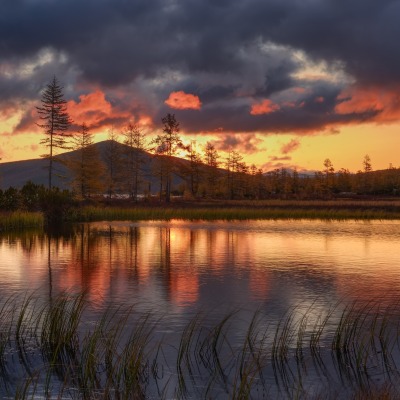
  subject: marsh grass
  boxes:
[1,199,400,232]
[0,212,44,231]
[2,294,400,398]
[74,201,400,222]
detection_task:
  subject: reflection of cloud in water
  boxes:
[1,220,400,320]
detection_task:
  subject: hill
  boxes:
[0,140,187,192]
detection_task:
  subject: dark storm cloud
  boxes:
[1,0,399,134]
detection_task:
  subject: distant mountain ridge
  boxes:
[0,140,164,190]
[0,140,320,191]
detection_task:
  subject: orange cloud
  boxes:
[281,139,300,154]
[335,86,400,122]
[67,90,115,126]
[165,91,202,110]
[250,99,280,115]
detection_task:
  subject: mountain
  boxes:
[0,157,69,189]
[0,140,187,191]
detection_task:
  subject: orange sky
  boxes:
[1,0,400,173]
[0,91,399,173]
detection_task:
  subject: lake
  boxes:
[1,219,400,398]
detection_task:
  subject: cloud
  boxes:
[250,99,280,115]
[1,0,400,141]
[212,133,265,154]
[66,90,131,131]
[281,139,300,154]
[269,156,292,162]
[335,85,400,123]
[165,91,202,110]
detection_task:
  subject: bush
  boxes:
[20,181,44,211]
[0,187,21,211]
[38,187,76,225]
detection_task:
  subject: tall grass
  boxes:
[74,203,400,222]
[2,199,400,232]
[0,211,44,231]
[2,294,400,398]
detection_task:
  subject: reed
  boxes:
[0,211,44,231]
[2,294,400,399]
[74,203,400,222]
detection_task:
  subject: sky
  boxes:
[1,0,400,172]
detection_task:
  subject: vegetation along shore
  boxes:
[1,185,400,232]
[1,292,400,399]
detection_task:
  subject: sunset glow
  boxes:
[0,0,399,173]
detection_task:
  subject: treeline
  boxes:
[4,77,400,204]
[263,162,400,199]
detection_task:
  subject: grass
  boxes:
[1,199,400,232]
[2,294,400,398]
[73,199,400,222]
[0,211,44,231]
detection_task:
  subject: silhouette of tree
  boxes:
[182,140,203,198]
[122,123,148,201]
[67,123,105,198]
[37,76,72,189]
[151,114,183,202]
[362,154,373,193]
[323,158,335,195]
[203,141,220,198]
[225,150,245,199]
[363,154,372,173]
[104,127,124,198]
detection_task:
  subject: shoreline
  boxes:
[1,199,400,231]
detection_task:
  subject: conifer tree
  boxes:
[203,141,220,198]
[68,123,105,198]
[36,76,72,188]
[104,127,124,198]
[122,123,148,201]
[151,114,183,202]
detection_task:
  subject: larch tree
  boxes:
[323,158,335,195]
[122,123,148,201]
[104,127,124,198]
[68,123,105,198]
[183,140,203,198]
[151,114,183,202]
[203,141,220,198]
[363,154,372,173]
[225,150,244,199]
[37,76,72,189]
[362,154,373,193]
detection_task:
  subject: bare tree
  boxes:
[37,76,72,188]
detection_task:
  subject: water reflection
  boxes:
[2,220,400,397]
[1,220,400,316]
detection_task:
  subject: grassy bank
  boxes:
[74,199,400,222]
[0,211,44,231]
[1,293,400,399]
[1,199,400,231]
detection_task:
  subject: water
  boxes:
[1,219,400,398]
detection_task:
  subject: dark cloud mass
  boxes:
[1,0,400,137]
